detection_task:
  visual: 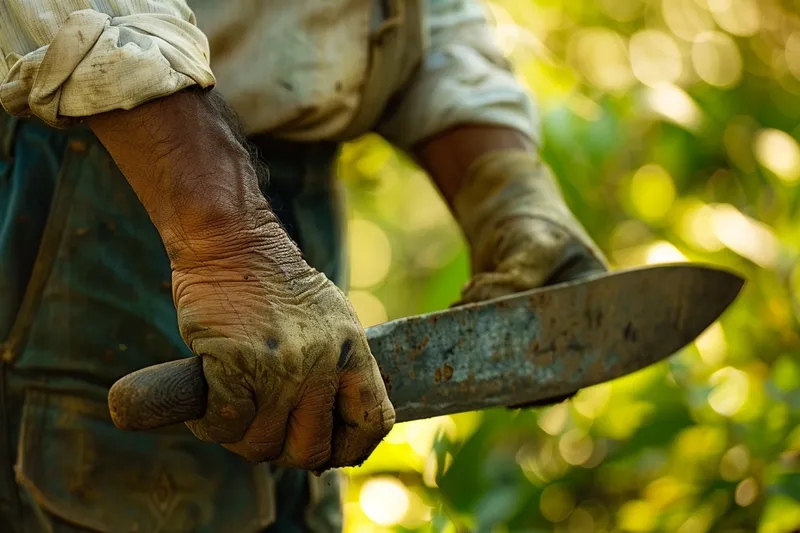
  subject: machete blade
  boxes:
[367,263,745,423]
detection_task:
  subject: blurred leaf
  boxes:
[337,1,800,530]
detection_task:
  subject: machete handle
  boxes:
[108,357,208,430]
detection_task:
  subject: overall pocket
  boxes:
[16,387,275,533]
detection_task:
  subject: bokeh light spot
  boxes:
[677,202,724,252]
[662,0,715,41]
[359,477,409,526]
[785,33,800,81]
[645,241,688,264]
[708,0,760,37]
[598,0,644,22]
[569,28,634,92]
[692,31,742,88]
[348,219,392,289]
[694,322,727,366]
[568,507,595,533]
[559,429,595,466]
[734,477,758,507]
[646,83,702,130]
[629,30,683,86]
[753,128,800,183]
[486,3,519,56]
[347,290,388,328]
[720,444,751,481]
[538,403,569,435]
[540,484,576,522]
[675,425,727,459]
[404,417,456,457]
[573,383,612,419]
[710,204,780,268]
[772,355,800,392]
[708,367,749,416]
[644,476,693,508]
[618,500,657,532]
[629,164,676,222]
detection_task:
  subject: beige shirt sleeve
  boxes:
[0,1,215,128]
[375,0,541,151]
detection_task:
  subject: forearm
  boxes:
[414,125,534,206]
[414,124,549,260]
[88,88,273,260]
[414,124,607,287]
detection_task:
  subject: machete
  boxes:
[108,263,744,430]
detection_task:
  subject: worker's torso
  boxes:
[188,0,426,140]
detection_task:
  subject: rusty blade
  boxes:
[368,263,744,423]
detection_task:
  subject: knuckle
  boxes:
[301,382,337,406]
[294,445,331,470]
[354,410,393,442]
[184,421,218,443]
[239,448,269,463]
[380,403,396,432]
[245,434,284,459]
[186,419,247,444]
[369,402,396,437]
[242,442,282,463]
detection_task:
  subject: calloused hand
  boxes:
[171,215,395,471]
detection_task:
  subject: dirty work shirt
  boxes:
[0,0,541,149]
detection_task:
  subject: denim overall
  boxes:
[0,111,346,533]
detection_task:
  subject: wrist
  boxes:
[159,201,280,263]
[88,88,281,261]
[89,89,261,225]
[453,151,560,243]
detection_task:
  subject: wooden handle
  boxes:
[108,357,208,430]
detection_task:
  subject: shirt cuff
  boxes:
[0,9,216,128]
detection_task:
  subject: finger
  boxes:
[222,393,291,463]
[184,338,256,444]
[273,377,337,470]
[326,350,394,469]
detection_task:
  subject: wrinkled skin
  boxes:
[171,215,395,470]
[90,91,395,471]
[454,151,608,305]
[459,216,608,304]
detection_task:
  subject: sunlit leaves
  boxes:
[338,0,800,531]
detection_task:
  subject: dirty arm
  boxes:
[414,125,533,207]
[90,88,395,470]
[413,123,608,302]
[88,88,273,261]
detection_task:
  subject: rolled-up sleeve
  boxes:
[376,0,541,151]
[0,0,215,127]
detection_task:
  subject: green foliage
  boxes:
[339,1,800,531]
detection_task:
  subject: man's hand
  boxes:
[452,150,608,304]
[89,88,394,470]
[171,219,394,470]
[417,126,607,407]
[416,126,607,304]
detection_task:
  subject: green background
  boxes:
[337,1,800,531]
